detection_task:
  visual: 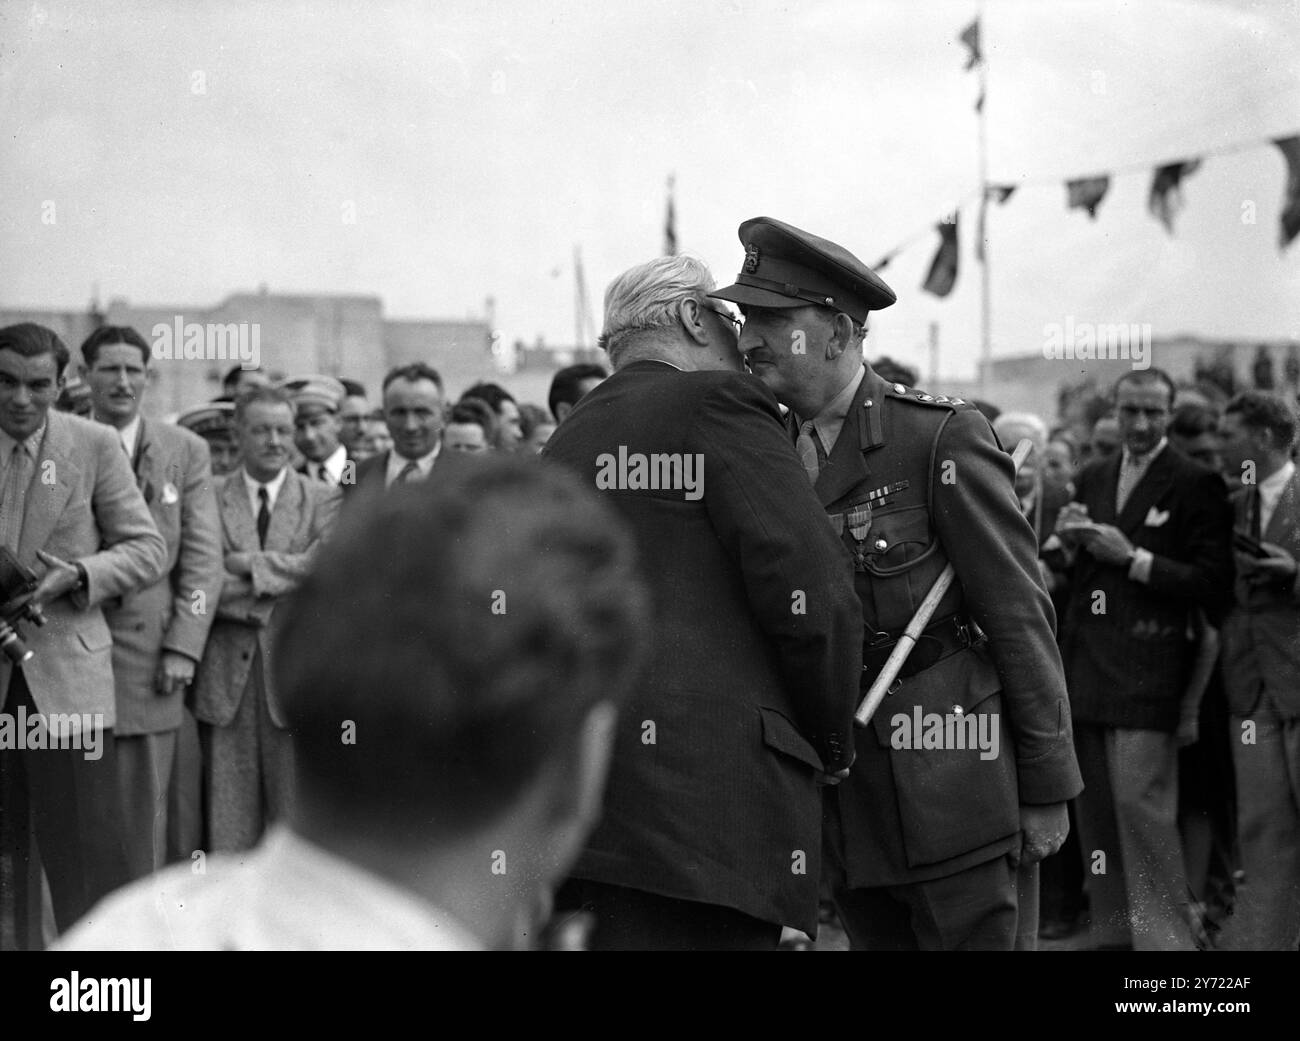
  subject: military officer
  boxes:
[711,217,1083,950]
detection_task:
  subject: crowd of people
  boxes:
[1,214,1296,952]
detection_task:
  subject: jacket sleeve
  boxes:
[930,406,1083,804]
[249,484,342,599]
[692,375,863,773]
[161,435,225,661]
[79,427,167,607]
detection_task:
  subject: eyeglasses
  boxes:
[704,303,743,334]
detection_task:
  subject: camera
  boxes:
[0,546,46,664]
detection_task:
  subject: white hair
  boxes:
[993,411,1049,451]
[598,254,715,365]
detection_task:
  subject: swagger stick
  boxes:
[854,438,1033,727]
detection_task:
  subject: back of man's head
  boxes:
[273,455,649,858]
[598,254,715,366]
[548,363,608,422]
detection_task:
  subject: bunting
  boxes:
[1148,160,1202,233]
[922,217,959,298]
[958,19,981,70]
[1066,176,1110,219]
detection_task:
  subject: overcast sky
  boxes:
[2,0,1297,378]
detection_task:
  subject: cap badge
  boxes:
[743,243,760,273]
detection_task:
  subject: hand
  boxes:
[222,574,252,598]
[1079,523,1136,567]
[32,550,82,606]
[1176,713,1200,748]
[155,650,196,697]
[1054,503,1092,546]
[224,552,254,577]
[1241,542,1298,589]
[1013,802,1068,866]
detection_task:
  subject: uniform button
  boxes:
[241,652,250,661]
[863,398,874,408]
[874,537,888,551]
[954,705,964,715]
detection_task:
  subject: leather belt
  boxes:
[861,613,983,686]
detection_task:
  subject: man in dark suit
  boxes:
[347,363,447,500]
[1217,390,1300,950]
[80,325,224,879]
[711,217,1082,951]
[544,254,862,950]
[1055,368,1233,949]
[190,386,341,851]
[0,322,167,941]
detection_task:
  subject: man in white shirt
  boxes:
[349,363,446,498]
[280,374,352,486]
[56,456,649,949]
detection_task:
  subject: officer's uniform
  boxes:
[712,217,1084,950]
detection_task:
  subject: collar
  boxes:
[0,418,47,458]
[118,414,143,458]
[386,442,440,485]
[242,465,289,511]
[811,364,866,453]
[1122,436,1168,470]
[1259,459,1296,499]
[316,443,348,483]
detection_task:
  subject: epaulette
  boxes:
[883,383,972,409]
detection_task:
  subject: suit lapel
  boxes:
[223,470,258,552]
[1117,447,1175,536]
[1264,471,1300,543]
[18,412,77,561]
[266,470,304,550]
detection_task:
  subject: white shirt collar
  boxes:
[242,465,289,514]
[1259,459,1295,499]
[314,443,348,484]
[118,414,142,458]
[385,442,440,487]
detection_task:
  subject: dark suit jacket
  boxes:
[343,449,451,507]
[1060,444,1233,731]
[0,411,167,727]
[543,360,863,933]
[191,467,340,729]
[807,369,1081,887]
[104,419,224,736]
[1220,470,1300,718]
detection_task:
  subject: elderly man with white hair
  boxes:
[543,254,863,950]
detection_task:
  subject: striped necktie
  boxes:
[0,442,33,552]
[796,420,822,486]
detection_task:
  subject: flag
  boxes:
[958,18,981,70]
[1148,159,1202,233]
[664,174,677,256]
[922,217,959,298]
[1274,136,1300,249]
[1066,176,1110,219]
[988,184,1016,204]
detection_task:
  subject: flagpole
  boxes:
[977,3,992,402]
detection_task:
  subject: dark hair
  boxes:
[1169,401,1221,441]
[1113,367,1177,405]
[80,324,151,367]
[223,364,260,391]
[518,402,553,439]
[1225,390,1297,450]
[460,381,515,414]
[0,322,71,378]
[382,362,443,394]
[274,456,650,837]
[548,363,607,421]
[233,385,294,426]
[447,397,497,438]
[870,356,919,388]
[339,378,367,398]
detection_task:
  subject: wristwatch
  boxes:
[73,562,89,592]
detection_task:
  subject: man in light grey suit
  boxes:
[0,322,166,942]
[81,325,224,879]
[1218,390,1300,950]
[190,385,340,852]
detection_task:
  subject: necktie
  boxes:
[317,463,331,484]
[0,442,32,551]
[257,486,271,549]
[395,460,420,484]
[1116,454,1142,514]
[796,420,822,486]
